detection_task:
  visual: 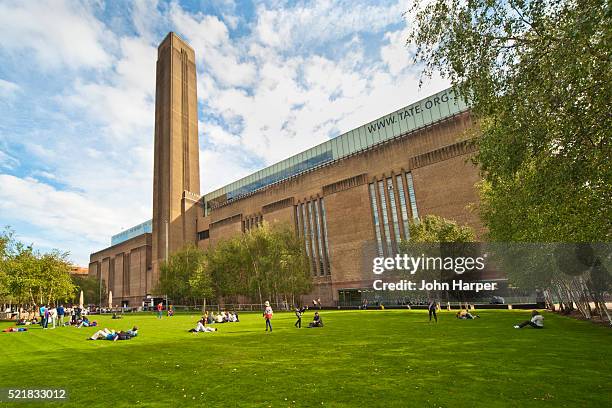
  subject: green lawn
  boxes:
[0,310,610,407]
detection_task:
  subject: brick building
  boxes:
[88,32,482,307]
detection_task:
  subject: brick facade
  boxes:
[88,34,483,307]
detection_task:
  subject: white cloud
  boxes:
[169,4,257,88]
[0,150,20,170]
[64,36,157,141]
[380,26,414,75]
[0,79,21,97]
[253,0,404,51]
[0,174,129,247]
[0,0,114,69]
[200,148,257,194]
[0,0,450,266]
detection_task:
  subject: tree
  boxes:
[408,0,611,242]
[400,215,478,304]
[199,222,312,306]
[404,215,476,244]
[0,227,75,306]
[155,244,207,306]
[72,275,106,306]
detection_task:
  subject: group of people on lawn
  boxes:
[187,310,239,332]
[11,304,96,329]
[3,300,544,341]
[188,301,323,333]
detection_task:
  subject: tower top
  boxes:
[158,32,194,54]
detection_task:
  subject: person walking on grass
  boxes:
[156,302,163,319]
[294,306,304,328]
[263,301,273,332]
[428,300,438,323]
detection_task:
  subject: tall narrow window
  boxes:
[308,201,319,275]
[320,198,331,273]
[386,178,401,248]
[313,199,325,276]
[396,174,411,240]
[378,180,393,254]
[300,203,310,257]
[406,173,419,220]
[294,205,300,237]
[369,183,384,256]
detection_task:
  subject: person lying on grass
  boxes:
[89,326,138,341]
[307,312,323,328]
[514,310,544,329]
[2,327,28,332]
[188,316,217,333]
[456,310,480,319]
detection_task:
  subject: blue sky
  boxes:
[0,0,448,265]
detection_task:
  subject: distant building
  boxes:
[69,266,89,278]
[89,32,482,306]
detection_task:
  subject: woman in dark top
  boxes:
[428,301,438,323]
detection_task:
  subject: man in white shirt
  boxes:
[514,310,544,329]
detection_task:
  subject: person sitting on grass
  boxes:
[77,317,98,328]
[514,310,544,329]
[307,312,323,328]
[189,316,217,333]
[112,312,122,319]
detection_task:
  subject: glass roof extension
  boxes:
[202,87,469,212]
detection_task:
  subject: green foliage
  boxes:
[156,244,209,305]
[399,216,478,290]
[154,223,311,306]
[72,275,106,306]
[408,0,612,241]
[0,227,75,305]
[204,222,312,305]
[402,215,475,245]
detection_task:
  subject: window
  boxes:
[377,180,393,254]
[386,178,401,249]
[300,203,310,257]
[197,230,210,240]
[406,173,419,220]
[369,183,384,256]
[297,199,331,276]
[320,198,331,272]
[308,201,319,275]
[396,175,411,240]
[313,199,325,276]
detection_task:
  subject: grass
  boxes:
[0,309,610,407]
